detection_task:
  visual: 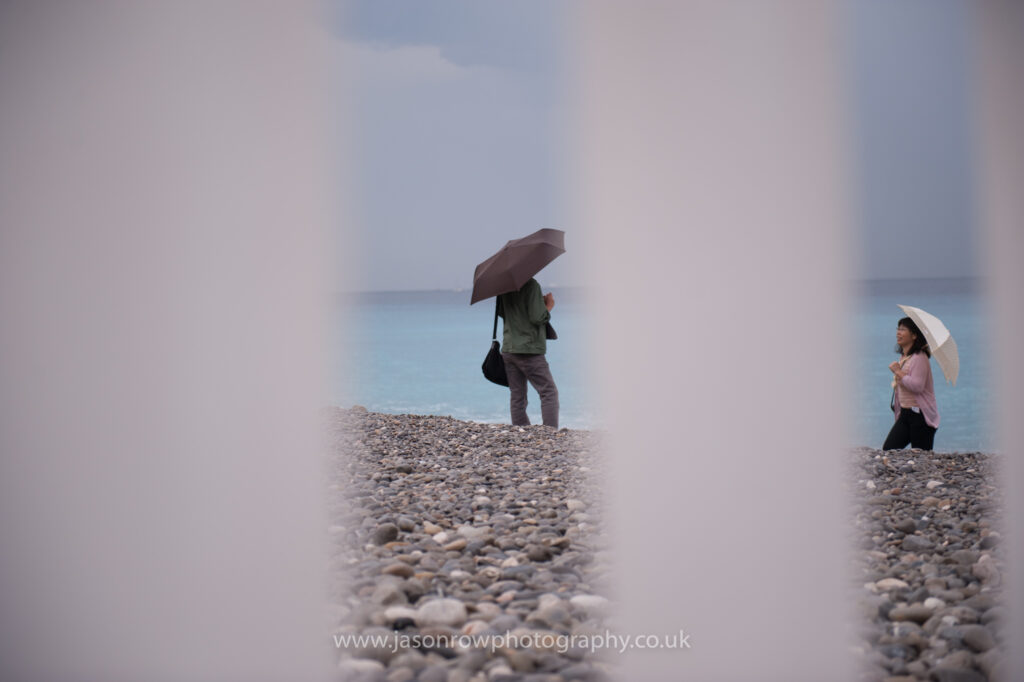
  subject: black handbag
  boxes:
[482,299,508,386]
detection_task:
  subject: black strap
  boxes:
[492,297,500,341]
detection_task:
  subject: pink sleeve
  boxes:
[899,354,929,393]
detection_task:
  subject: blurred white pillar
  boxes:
[0,3,335,680]
[571,2,857,678]
[972,2,1024,679]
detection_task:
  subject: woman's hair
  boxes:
[895,316,931,357]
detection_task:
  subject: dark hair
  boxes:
[894,317,931,357]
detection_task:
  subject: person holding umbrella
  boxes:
[883,316,940,450]
[497,279,559,429]
[471,228,564,429]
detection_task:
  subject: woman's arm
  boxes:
[898,353,929,393]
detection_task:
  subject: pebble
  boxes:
[875,578,910,591]
[373,523,400,545]
[888,604,933,623]
[893,518,917,534]
[382,563,416,578]
[569,594,610,616]
[960,624,995,653]
[415,598,469,628]
[901,534,933,552]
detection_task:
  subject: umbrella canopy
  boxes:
[898,304,959,386]
[470,228,565,304]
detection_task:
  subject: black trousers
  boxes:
[883,409,937,451]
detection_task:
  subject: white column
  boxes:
[0,3,336,680]
[570,2,857,678]
[972,2,1024,679]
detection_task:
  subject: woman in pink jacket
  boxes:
[883,316,940,450]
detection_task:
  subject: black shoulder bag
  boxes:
[482,298,508,386]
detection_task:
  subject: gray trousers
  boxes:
[501,352,559,429]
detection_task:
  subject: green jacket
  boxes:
[497,278,550,355]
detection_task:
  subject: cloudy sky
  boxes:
[333,0,980,292]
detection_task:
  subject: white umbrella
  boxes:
[897,304,959,386]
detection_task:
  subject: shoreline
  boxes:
[336,404,998,457]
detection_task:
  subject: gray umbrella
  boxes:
[470,228,565,304]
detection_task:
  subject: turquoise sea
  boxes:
[334,279,991,452]
[333,288,597,430]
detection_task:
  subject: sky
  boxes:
[331,0,568,293]
[333,0,980,292]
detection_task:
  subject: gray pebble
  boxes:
[960,624,995,653]
[901,534,934,552]
[374,523,400,545]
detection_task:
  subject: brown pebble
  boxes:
[443,539,468,551]
[382,563,416,578]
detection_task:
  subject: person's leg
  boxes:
[882,412,911,450]
[502,353,530,426]
[521,354,559,429]
[907,412,936,450]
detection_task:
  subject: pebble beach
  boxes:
[849,448,1008,682]
[327,408,616,682]
[326,408,1008,682]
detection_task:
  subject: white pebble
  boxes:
[415,598,468,628]
[874,578,910,591]
[570,594,611,615]
[383,606,418,622]
[926,480,944,490]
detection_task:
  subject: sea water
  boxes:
[334,279,991,452]
[333,288,598,430]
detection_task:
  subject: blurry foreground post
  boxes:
[571,1,857,678]
[972,2,1024,679]
[0,3,334,680]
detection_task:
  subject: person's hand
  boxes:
[543,293,554,311]
[889,361,901,374]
